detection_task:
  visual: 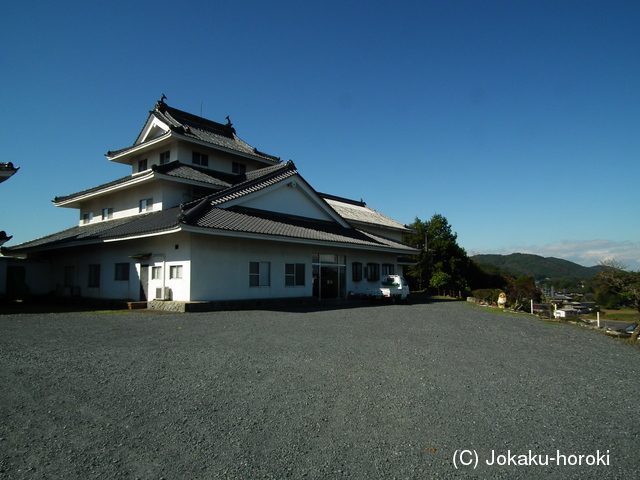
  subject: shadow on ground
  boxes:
[0,293,459,315]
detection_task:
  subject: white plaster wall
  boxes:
[143,233,192,301]
[346,251,403,296]
[25,227,403,303]
[43,232,192,301]
[189,235,315,301]
[189,233,402,302]
[48,244,136,299]
[236,183,335,221]
[78,182,166,225]
[0,257,52,297]
[129,140,178,173]
[174,142,265,174]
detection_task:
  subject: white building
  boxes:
[2,97,418,308]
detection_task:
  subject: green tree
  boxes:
[403,217,429,290]
[404,214,473,295]
[429,270,451,291]
[467,261,508,291]
[504,275,542,311]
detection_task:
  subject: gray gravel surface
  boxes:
[1,300,639,479]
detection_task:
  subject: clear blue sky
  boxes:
[2,0,639,269]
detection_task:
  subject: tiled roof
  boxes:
[4,208,181,252]
[178,161,299,222]
[156,162,235,188]
[53,162,239,204]
[5,201,416,254]
[54,172,150,204]
[108,99,281,164]
[209,161,297,207]
[189,206,417,251]
[321,194,412,232]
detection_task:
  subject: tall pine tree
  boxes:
[404,214,472,295]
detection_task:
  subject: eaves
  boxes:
[107,131,280,166]
[53,171,155,207]
[179,224,419,254]
[106,132,173,163]
[53,170,225,208]
[346,218,415,234]
[5,225,184,256]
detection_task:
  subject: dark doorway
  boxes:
[139,264,149,301]
[6,265,29,299]
[312,254,346,300]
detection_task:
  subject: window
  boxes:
[152,266,162,280]
[138,159,148,172]
[382,264,394,275]
[249,261,270,287]
[64,266,75,288]
[115,263,129,281]
[88,264,100,288]
[352,262,363,282]
[183,187,213,203]
[169,265,183,279]
[366,263,380,282]
[192,151,209,167]
[82,212,93,224]
[232,162,246,174]
[285,263,305,286]
[160,150,170,164]
[102,207,113,220]
[139,198,153,212]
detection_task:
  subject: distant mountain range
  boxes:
[471,253,602,280]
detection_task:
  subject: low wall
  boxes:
[148,296,319,313]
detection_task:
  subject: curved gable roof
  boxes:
[321,193,413,233]
[107,98,281,165]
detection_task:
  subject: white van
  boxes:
[554,308,581,319]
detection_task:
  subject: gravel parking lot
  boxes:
[1,300,639,479]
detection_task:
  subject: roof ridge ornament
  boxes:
[225,116,236,135]
[155,94,168,111]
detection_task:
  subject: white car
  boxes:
[553,308,581,319]
[369,275,410,302]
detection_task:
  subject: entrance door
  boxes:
[139,264,149,301]
[312,254,346,300]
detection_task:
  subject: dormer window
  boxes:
[160,151,170,164]
[192,151,209,167]
[232,162,246,174]
[138,159,148,172]
[139,198,153,213]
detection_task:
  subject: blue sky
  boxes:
[2,0,639,269]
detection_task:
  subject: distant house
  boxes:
[2,98,418,306]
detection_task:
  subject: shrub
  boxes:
[471,289,501,304]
